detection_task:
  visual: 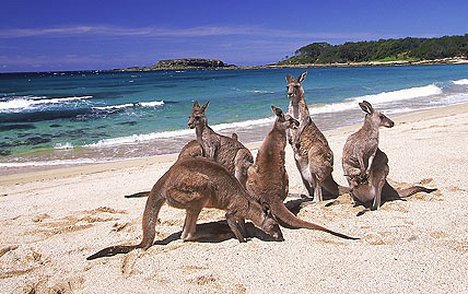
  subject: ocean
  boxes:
[1,65,468,172]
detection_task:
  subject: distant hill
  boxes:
[279,35,468,65]
[117,58,235,71]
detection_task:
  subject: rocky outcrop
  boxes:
[155,59,228,69]
[117,58,235,71]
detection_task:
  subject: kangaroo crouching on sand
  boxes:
[342,101,436,210]
[124,134,242,199]
[286,72,348,202]
[188,101,253,187]
[246,106,358,240]
[88,158,283,260]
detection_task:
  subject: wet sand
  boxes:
[1,103,467,293]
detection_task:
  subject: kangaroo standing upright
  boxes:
[88,157,283,260]
[188,101,253,187]
[246,106,358,240]
[285,72,347,202]
[342,101,436,210]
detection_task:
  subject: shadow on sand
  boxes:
[154,220,281,245]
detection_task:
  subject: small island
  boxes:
[117,58,236,71]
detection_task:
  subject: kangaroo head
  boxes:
[359,100,394,128]
[285,71,307,102]
[188,100,209,129]
[271,105,299,130]
[258,201,284,241]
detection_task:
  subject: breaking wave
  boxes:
[91,100,165,111]
[452,78,468,85]
[0,95,93,113]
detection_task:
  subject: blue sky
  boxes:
[0,0,467,72]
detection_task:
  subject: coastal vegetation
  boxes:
[119,58,234,71]
[279,35,468,65]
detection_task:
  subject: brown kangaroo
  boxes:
[124,134,241,198]
[286,72,348,202]
[188,101,253,187]
[246,106,358,240]
[88,157,283,260]
[342,101,436,210]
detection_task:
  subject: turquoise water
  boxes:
[1,65,468,169]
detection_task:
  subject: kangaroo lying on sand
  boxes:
[246,106,358,240]
[88,157,283,260]
[188,101,253,187]
[342,101,436,210]
[286,72,348,202]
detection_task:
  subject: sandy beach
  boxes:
[1,103,467,293]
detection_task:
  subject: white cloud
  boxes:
[0,24,375,40]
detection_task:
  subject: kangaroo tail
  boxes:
[124,191,150,198]
[271,200,359,240]
[87,186,166,260]
[398,186,437,198]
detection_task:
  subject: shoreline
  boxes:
[115,57,468,72]
[1,58,467,75]
[2,102,467,186]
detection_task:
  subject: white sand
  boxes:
[1,104,467,293]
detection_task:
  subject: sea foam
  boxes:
[0,95,93,112]
[309,84,443,115]
[92,100,164,111]
[452,78,468,85]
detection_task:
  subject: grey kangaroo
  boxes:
[342,101,436,210]
[286,72,348,202]
[246,106,358,240]
[188,101,253,187]
[88,157,283,260]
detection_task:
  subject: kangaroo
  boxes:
[246,106,358,240]
[342,101,436,210]
[125,132,243,199]
[177,132,239,160]
[286,72,347,202]
[188,101,253,187]
[88,157,283,260]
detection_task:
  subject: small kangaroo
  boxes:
[246,106,358,240]
[342,101,436,210]
[188,101,253,187]
[177,132,239,160]
[88,157,283,260]
[286,72,348,202]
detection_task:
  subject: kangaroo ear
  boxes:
[193,100,200,108]
[271,105,284,119]
[359,100,374,114]
[201,101,210,112]
[286,74,294,83]
[298,71,307,83]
